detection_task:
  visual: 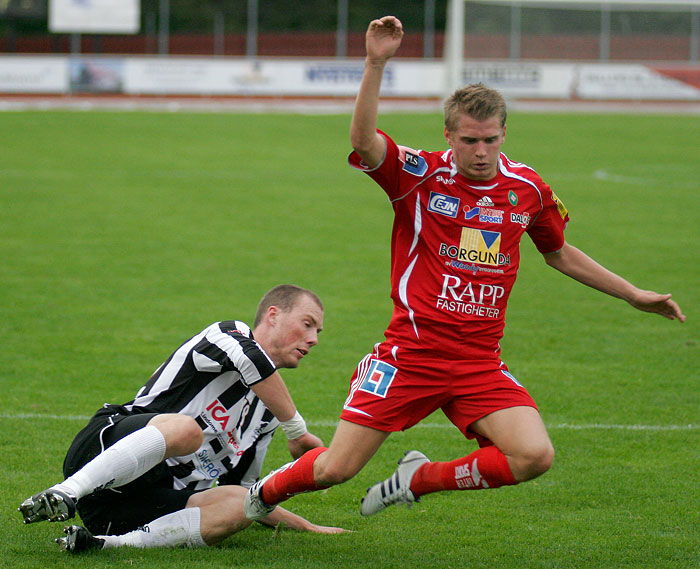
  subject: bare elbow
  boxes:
[350,131,373,156]
[543,252,557,267]
[542,248,564,269]
[350,132,385,169]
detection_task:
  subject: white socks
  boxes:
[100,507,206,549]
[54,425,167,499]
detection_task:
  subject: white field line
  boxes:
[0,413,696,432]
[1,96,699,115]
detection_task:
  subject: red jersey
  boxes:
[349,131,569,360]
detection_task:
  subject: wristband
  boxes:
[280,411,307,440]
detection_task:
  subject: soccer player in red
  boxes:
[244,16,686,520]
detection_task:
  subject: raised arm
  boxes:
[543,242,685,322]
[350,16,404,168]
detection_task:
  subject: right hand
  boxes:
[287,431,324,460]
[366,16,404,63]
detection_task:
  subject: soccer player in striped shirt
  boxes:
[18,284,346,552]
[242,16,685,523]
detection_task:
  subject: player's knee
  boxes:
[189,487,253,542]
[314,460,356,486]
[176,416,204,453]
[534,442,554,474]
[519,442,554,480]
[152,414,203,457]
[217,486,254,534]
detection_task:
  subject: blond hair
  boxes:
[444,83,507,132]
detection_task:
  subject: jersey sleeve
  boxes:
[526,183,570,254]
[348,130,429,201]
[195,321,277,387]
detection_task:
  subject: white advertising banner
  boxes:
[0,57,69,93]
[122,58,444,97]
[461,62,575,99]
[299,60,444,97]
[123,59,239,95]
[49,0,140,34]
[576,64,700,100]
[121,58,577,99]
[1,56,699,102]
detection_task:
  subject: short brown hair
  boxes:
[253,284,323,327]
[444,83,507,132]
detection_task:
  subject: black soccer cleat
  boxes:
[18,488,76,524]
[55,525,105,553]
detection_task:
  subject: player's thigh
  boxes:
[470,405,552,456]
[103,412,161,446]
[442,365,542,446]
[63,409,158,477]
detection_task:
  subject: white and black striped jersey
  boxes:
[122,320,280,491]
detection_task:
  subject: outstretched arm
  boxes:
[260,507,348,534]
[350,16,404,168]
[543,242,685,322]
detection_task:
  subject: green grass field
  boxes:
[1,108,698,569]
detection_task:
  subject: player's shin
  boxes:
[410,446,517,497]
[261,446,329,505]
[101,507,206,549]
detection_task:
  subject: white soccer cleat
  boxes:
[360,450,429,517]
[243,470,278,522]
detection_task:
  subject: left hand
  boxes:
[628,290,686,322]
[305,523,351,534]
[287,431,324,459]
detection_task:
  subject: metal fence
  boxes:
[1,0,698,62]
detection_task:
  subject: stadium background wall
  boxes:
[1,32,697,61]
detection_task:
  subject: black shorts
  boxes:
[63,405,198,535]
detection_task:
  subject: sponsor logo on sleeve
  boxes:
[428,192,460,218]
[402,151,428,176]
[551,191,568,219]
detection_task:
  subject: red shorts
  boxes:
[339,342,537,443]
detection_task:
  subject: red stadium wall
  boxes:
[0,32,696,62]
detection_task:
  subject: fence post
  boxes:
[336,0,348,58]
[158,0,169,55]
[600,3,611,61]
[247,0,258,56]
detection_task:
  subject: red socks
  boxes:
[261,446,328,505]
[409,446,517,498]
[260,446,517,505]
